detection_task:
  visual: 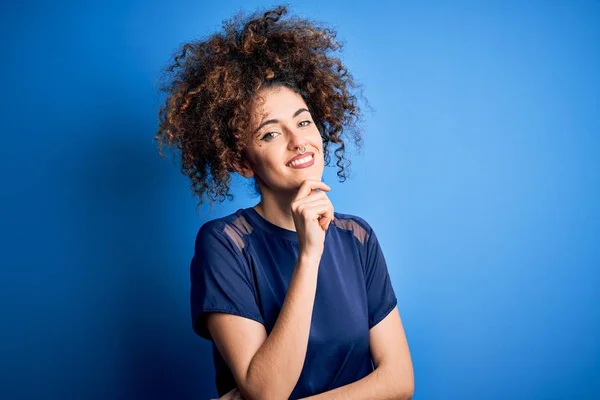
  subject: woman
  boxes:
[155,5,414,399]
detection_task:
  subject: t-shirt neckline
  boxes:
[242,207,299,242]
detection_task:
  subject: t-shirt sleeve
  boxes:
[362,222,398,329]
[190,223,264,340]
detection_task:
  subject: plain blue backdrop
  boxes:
[1,1,598,399]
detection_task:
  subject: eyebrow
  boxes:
[255,108,310,135]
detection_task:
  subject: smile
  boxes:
[287,153,315,169]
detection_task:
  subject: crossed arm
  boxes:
[299,305,413,400]
[208,304,413,400]
[206,251,413,400]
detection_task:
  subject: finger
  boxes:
[321,206,335,230]
[309,205,334,230]
[294,180,331,201]
[294,191,329,207]
[297,200,333,221]
[320,209,334,229]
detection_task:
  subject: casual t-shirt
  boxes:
[190,207,397,399]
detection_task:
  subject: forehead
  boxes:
[251,86,308,122]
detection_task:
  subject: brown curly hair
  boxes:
[154,4,365,209]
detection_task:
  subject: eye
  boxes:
[260,131,280,141]
[298,120,312,127]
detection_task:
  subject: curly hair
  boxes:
[155,4,365,210]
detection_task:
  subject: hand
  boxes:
[291,180,334,260]
[211,387,244,399]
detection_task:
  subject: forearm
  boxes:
[244,254,320,400]
[300,365,413,400]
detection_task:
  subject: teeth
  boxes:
[289,155,312,167]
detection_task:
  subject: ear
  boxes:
[230,158,254,179]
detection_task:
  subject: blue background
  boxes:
[1,1,598,399]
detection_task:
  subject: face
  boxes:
[240,85,324,195]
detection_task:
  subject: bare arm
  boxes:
[207,180,334,400]
[208,253,319,400]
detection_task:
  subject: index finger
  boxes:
[294,180,331,201]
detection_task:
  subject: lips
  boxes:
[287,152,315,166]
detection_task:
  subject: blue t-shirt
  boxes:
[190,207,397,399]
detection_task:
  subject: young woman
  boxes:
[155,5,414,400]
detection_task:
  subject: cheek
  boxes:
[313,130,324,148]
[313,134,324,154]
[253,150,285,175]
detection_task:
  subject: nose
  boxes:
[286,127,307,152]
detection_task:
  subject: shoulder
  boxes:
[330,211,375,246]
[195,209,255,252]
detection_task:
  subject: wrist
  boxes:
[298,250,322,267]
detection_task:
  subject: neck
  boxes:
[253,190,297,231]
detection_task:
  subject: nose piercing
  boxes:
[296,145,307,155]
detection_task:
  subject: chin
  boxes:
[293,172,324,185]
